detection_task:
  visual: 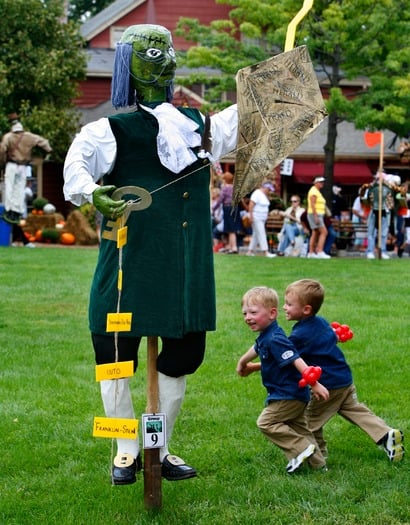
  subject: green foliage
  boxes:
[40,227,60,243]
[177,0,410,197]
[67,0,115,21]
[32,197,49,211]
[175,17,268,109]
[0,0,86,162]
[0,248,409,524]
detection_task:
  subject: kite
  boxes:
[233,45,328,205]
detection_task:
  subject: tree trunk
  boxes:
[323,110,338,204]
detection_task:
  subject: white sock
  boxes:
[100,378,139,458]
[158,372,186,462]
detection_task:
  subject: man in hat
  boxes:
[0,116,52,224]
[63,24,238,485]
[366,172,396,259]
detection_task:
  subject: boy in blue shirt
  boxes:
[236,286,329,474]
[284,278,404,463]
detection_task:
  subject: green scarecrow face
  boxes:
[121,24,176,103]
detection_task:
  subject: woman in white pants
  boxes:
[246,181,276,258]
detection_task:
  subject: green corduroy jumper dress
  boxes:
[88,106,216,338]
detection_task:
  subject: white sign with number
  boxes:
[142,413,166,449]
[280,158,294,176]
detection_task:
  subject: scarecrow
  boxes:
[63,23,326,486]
[0,115,51,224]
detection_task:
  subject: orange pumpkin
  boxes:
[60,232,76,245]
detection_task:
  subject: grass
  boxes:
[0,246,409,525]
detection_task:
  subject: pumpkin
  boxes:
[60,232,76,245]
[34,230,43,242]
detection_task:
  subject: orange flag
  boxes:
[364,131,382,148]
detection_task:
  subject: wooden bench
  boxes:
[331,218,368,250]
[266,213,285,250]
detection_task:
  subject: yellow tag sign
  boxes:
[93,417,138,439]
[106,312,132,332]
[117,226,128,248]
[95,361,134,382]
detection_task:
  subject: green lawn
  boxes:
[0,246,408,525]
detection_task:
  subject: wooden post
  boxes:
[377,132,384,259]
[144,336,162,509]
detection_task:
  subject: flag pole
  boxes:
[377,132,384,259]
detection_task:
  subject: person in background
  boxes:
[300,210,336,257]
[351,190,370,250]
[306,176,330,259]
[246,181,276,258]
[211,186,227,253]
[393,179,408,258]
[11,184,35,248]
[276,195,305,256]
[236,286,329,474]
[366,172,395,259]
[284,278,405,464]
[331,185,348,220]
[0,115,51,225]
[212,171,242,254]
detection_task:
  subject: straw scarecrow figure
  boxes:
[63,23,326,485]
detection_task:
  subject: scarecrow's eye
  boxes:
[146,48,162,59]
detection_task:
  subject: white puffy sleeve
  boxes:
[210,104,238,161]
[63,118,117,206]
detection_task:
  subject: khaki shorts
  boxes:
[307,213,325,229]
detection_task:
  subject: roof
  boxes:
[293,119,398,160]
[80,0,145,41]
[85,48,222,78]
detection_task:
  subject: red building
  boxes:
[44,0,408,215]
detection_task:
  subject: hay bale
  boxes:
[65,210,99,245]
[25,213,65,235]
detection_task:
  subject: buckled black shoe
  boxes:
[161,454,197,481]
[112,453,142,485]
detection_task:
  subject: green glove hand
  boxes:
[92,185,127,219]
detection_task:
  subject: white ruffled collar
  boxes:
[141,102,202,174]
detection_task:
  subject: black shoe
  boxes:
[161,454,197,481]
[112,453,142,485]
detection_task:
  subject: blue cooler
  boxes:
[0,205,12,246]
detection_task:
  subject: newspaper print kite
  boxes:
[233,45,328,205]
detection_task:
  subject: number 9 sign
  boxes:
[142,413,166,449]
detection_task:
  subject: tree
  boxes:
[67,0,115,22]
[0,0,86,162]
[176,0,410,197]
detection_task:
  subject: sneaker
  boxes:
[286,443,315,474]
[367,253,375,259]
[307,252,317,258]
[25,242,36,248]
[316,251,331,259]
[246,252,255,257]
[383,429,404,462]
[381,252,390,260]
[266,253,276,258]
